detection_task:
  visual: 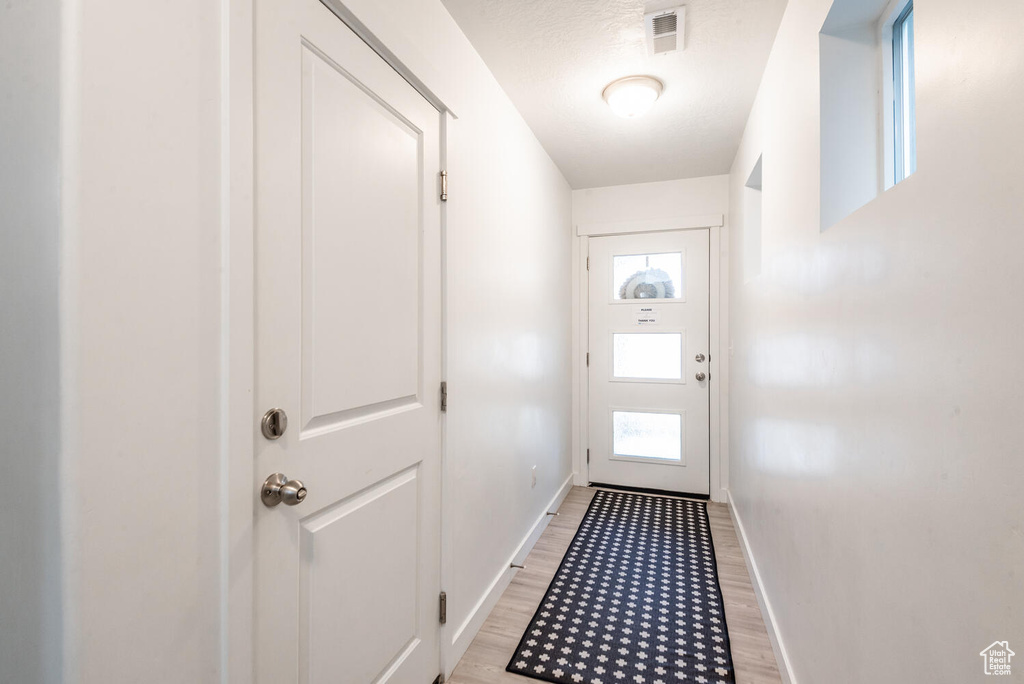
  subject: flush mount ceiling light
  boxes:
[602,76,664,118]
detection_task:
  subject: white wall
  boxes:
[9,0,572,680]
[333,1,574,669]
[572,176,729,228]
[818,21,881,229]
[728,1,1024,682]
[0,1,63,682]
[60,0,227,680]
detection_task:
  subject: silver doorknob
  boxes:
[695,353,706,363]
[695,372,707,382]
[261,473,307,507]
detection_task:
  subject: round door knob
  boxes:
[695,372,707,382]
[261,473,307,507]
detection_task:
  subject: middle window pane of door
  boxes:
[613,332,682,380]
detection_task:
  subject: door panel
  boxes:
[299,468,419,683]
[588,230,710,495]
[255,0,441,682]
[300,44,422,425]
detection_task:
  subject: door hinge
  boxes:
[586,448,590,464]
[440,170,448,202]
[586,256,590,271]
[586,352,589,367]
[440,381,447,413]
[439,591,447,624]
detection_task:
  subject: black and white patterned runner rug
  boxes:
[507,489,735,684]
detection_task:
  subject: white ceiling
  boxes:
[441,0,787,189]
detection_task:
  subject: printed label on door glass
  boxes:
[613,252,684,301]
[613,333,681,379]
[612,411,682,461]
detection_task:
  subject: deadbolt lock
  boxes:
[695,353,706,363]
[261,408,287,440]
[261,473,307,507]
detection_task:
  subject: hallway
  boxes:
[450,487,781,684]
[4,0,1023,682]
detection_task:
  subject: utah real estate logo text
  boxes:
[980,641,1014,676]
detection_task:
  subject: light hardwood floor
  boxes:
[447,486,782,684]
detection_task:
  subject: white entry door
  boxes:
[254,0,442,682]
[588,230,710,496]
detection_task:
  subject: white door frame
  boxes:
[222,1,455,681]
[571,216,729,503]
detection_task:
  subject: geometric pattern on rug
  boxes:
[507,489,735,684]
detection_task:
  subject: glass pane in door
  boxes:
[613,252,684,300]
[613,333,682,380]
[612,411,682,461]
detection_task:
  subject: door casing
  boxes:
[572,219,728,503]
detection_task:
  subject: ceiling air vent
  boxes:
[644,5,685,56]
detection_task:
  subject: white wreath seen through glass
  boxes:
[612,252,684,300]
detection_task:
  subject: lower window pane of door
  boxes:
[612,411,682,461]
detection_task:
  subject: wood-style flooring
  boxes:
[447,486,782,684]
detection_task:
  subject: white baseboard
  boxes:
[726,490,798,684]
[444,474,574,678]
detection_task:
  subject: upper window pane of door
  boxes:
[613,252,684,300]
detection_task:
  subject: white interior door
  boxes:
[254,0,442,681]
[588,230,711,496]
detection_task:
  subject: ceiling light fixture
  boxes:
[602,76,664,118]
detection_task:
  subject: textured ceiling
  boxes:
[441,0,787,189]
